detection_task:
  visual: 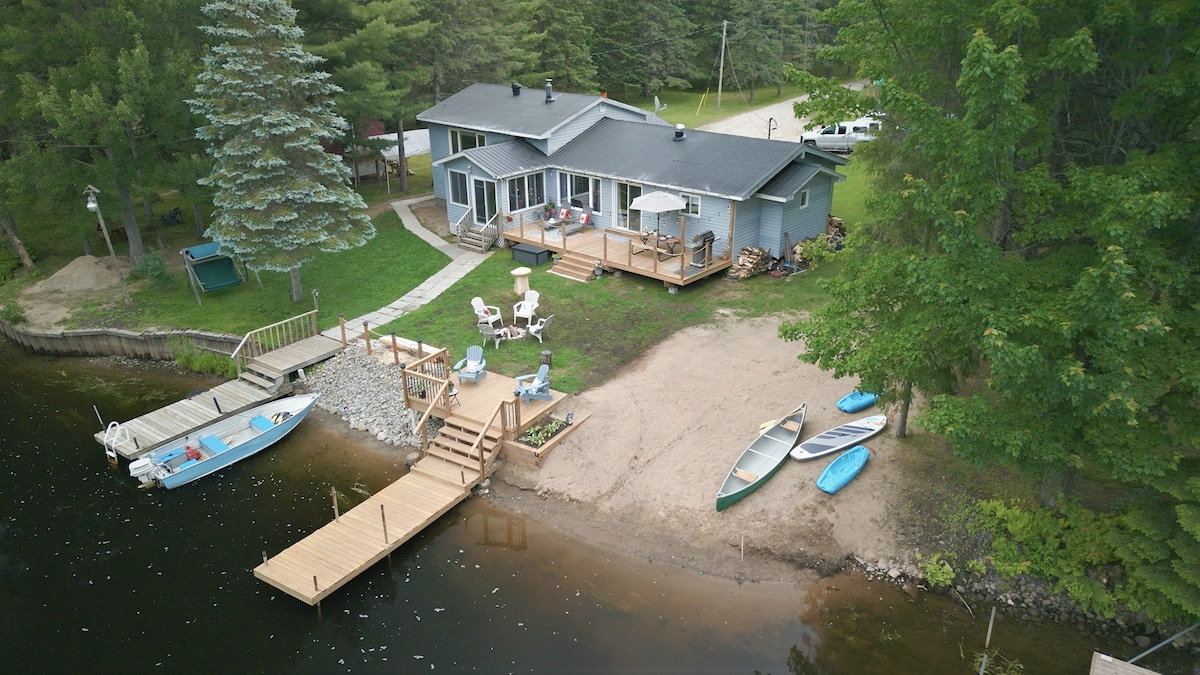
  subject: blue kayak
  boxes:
[836,390,879,413]
[816,445,871,494]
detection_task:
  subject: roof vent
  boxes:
[673,123,687,141]
[512,82,521,96]
[544,79,554,104]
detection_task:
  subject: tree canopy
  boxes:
[781,0,1200,621]
[189,0,376,302]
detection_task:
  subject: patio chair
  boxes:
[479,321,525,349]
[453,344,487,384]
[513,364,552,403]
[527,315,554,343]
[471,296,502,327]
[513,290,540,326]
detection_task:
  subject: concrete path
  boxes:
[321,195,491,339]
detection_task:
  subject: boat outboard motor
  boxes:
[128,457,168,486]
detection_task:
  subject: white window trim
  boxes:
[681,193,700,217]
[507,172,545,212]
[449,128,486,155]
[798,189,809,208]
[449,169,469,206]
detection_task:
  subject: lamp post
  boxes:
[83,184,131,303]
[767,117,778,140]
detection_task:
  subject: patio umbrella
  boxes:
[629,191,688,231]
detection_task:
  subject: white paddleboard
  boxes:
[790,414,886,461]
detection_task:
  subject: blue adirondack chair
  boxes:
[514,364,551,403]
[453,345,487,384]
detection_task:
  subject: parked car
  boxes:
[801,117,880,153]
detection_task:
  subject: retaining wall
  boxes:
[0,320,240,360]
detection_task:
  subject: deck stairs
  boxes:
[416,415,503,487]
[238,359,286,393]
[548,252,595,282]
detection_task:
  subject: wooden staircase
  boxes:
[239,359,286,393]
[548,252,596,282]
[415,415,503,487]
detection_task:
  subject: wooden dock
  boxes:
[94,379,280,459]
[96,313,344,460]
[254,462,471,605]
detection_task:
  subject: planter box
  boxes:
[512,243,551,266]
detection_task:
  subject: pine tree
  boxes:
[189,0,375,302]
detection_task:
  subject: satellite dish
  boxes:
[654,96,666,113]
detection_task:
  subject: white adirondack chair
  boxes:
[513,290,540,326]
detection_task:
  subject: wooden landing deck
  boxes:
[94,379,280,459]
[250,334,343,375]
[254,464,472,605]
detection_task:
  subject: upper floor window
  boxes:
[507,172,545,211]
[450,129,486,154]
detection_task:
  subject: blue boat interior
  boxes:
[250,415,274,432]
[200,435,231,454]
[178,459,201,471]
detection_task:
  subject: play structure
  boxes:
[181,241,245,305]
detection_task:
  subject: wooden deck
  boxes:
[96,321,344,460]
[249,334,343,376]
[253,343,581,605]
[94,379,281,459]
[254,468,470,605]
[1089,653,1161,675]
[499,221,731,288]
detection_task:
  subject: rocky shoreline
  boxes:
[303,345,1199,662]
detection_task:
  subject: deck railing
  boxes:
[231,310,320,375]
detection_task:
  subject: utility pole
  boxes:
[717,19,727,111]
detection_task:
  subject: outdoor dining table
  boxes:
[636,232,682,260]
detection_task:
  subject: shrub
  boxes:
[917,552,956,587]
[131,249,173,286]
[0,249,20,282]
[0,301,26,324]
[173,340,237,378]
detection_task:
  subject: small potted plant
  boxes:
[593,260,604,277]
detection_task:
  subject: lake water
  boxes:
[0,340,1190,674]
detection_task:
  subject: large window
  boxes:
[680,193,701,217]
[449,170,468,206]
[449,129,486,154]
[507,172,545,211]
[559,172,601,213]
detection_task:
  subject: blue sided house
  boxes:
[417,81,847,290]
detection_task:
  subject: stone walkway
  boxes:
[320,195,490,339]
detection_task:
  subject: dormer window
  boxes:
[450,129,486,154]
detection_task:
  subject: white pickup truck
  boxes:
[801,117,880,153]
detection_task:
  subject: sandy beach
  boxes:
[486,314,912,581]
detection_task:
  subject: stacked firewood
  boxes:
[727,246,772,279]
[826,216,846,248]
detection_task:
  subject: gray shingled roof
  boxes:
[757,163,828,201]
[416,83,650,140]
[546,118,812,201]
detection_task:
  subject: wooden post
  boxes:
[262,551,268,565]
[339,313,346,346]
[380,504,389,543]
[602,233,608,264]
[313,576,319,592]
[390,332,399,365]
[332,486,339,521]
[362,321,371,355]
[416,340,424,358]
